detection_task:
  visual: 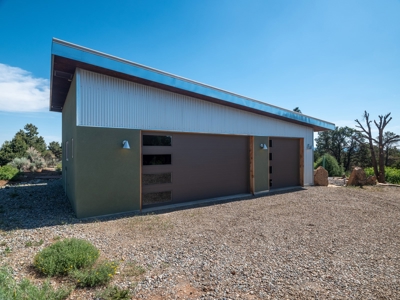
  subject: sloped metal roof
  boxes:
[50,38,334,131]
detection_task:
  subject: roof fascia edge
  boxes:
[51,39,335,131]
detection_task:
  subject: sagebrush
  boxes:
[33,238,99,276]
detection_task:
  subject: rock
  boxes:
[314,166,328,186]
[366,175,377,185]
[347,167,367,186]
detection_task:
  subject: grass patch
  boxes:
[129,215,173,232]
[96,286,131,300]
[122,261,145,277]
[0,267,71,300]
[25,239,44,247]
[70,261,118,287]
[33,238,99,276]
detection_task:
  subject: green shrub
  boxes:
[70,261,118,287]
[364,167,374,177]
[33,238,99,276]
[96,286,131,300]
[386,167,400,184]
[365,167,400,184]
[0,267,71,300]
[0,165,19,180]
[314,153,343,176]
[56,162,62,173]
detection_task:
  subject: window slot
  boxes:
[269,153,272,160]
[142,191,172,205]
[269,166,272,174]
[66,141,69,161]
[269,139,272,147]
[143,155,171,165]
[143,135,172,146]
[143,173,172,185]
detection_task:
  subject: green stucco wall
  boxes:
[62,75,77,212]
[74,127,141,218]
[254,136,269,192]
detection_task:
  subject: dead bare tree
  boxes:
[355,111,400,183]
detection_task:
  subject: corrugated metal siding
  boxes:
[76,68,315,185]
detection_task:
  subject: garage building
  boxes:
[50,38,335,218]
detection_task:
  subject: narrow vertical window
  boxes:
[269,140,272,147]
[66,141,69,161]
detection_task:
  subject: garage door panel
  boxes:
[142,131,249,205]
[269,138,300,189]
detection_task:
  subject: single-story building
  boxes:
[50,38,335,218]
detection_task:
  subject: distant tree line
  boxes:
[315,111,400,183]
[0,124,62,168]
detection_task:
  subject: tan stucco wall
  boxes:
[254,136,269,192]
[74,127,141,218]
[62,74,77,212]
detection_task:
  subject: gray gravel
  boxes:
[1,180,399,299]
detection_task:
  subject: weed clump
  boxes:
[70,261,118,287]
[96,286,131,300]
[0,267,71,300]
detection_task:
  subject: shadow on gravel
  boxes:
[0,180,306,231]
[0,180,79,231]
[140,186,307,215]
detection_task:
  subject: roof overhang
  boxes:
[50,38,335,132]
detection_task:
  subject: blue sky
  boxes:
[0,0,399,146]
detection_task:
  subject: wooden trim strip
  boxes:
[299,138,304,187]
[140,130,143,211]
[249,136,255,195]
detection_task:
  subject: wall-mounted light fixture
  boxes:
[122,140,130,149]
[260,143,268,150]
[307,144,313,150]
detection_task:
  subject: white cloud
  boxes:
[0,63,49,112]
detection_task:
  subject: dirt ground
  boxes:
[0,183,399,299]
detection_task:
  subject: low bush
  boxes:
[8,157,31,172]
[56,162,62,173]
[314,153,343,176]
[96,286,131,300]
[71,261,118,287]
[365,167,400,184]
[0,267,71,300]
[0,165,19,180]
[33,238,99,276]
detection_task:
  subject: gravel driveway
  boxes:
[1,180,399,299]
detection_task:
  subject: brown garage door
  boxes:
[269,138,300,189]
[142,132,249,206]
